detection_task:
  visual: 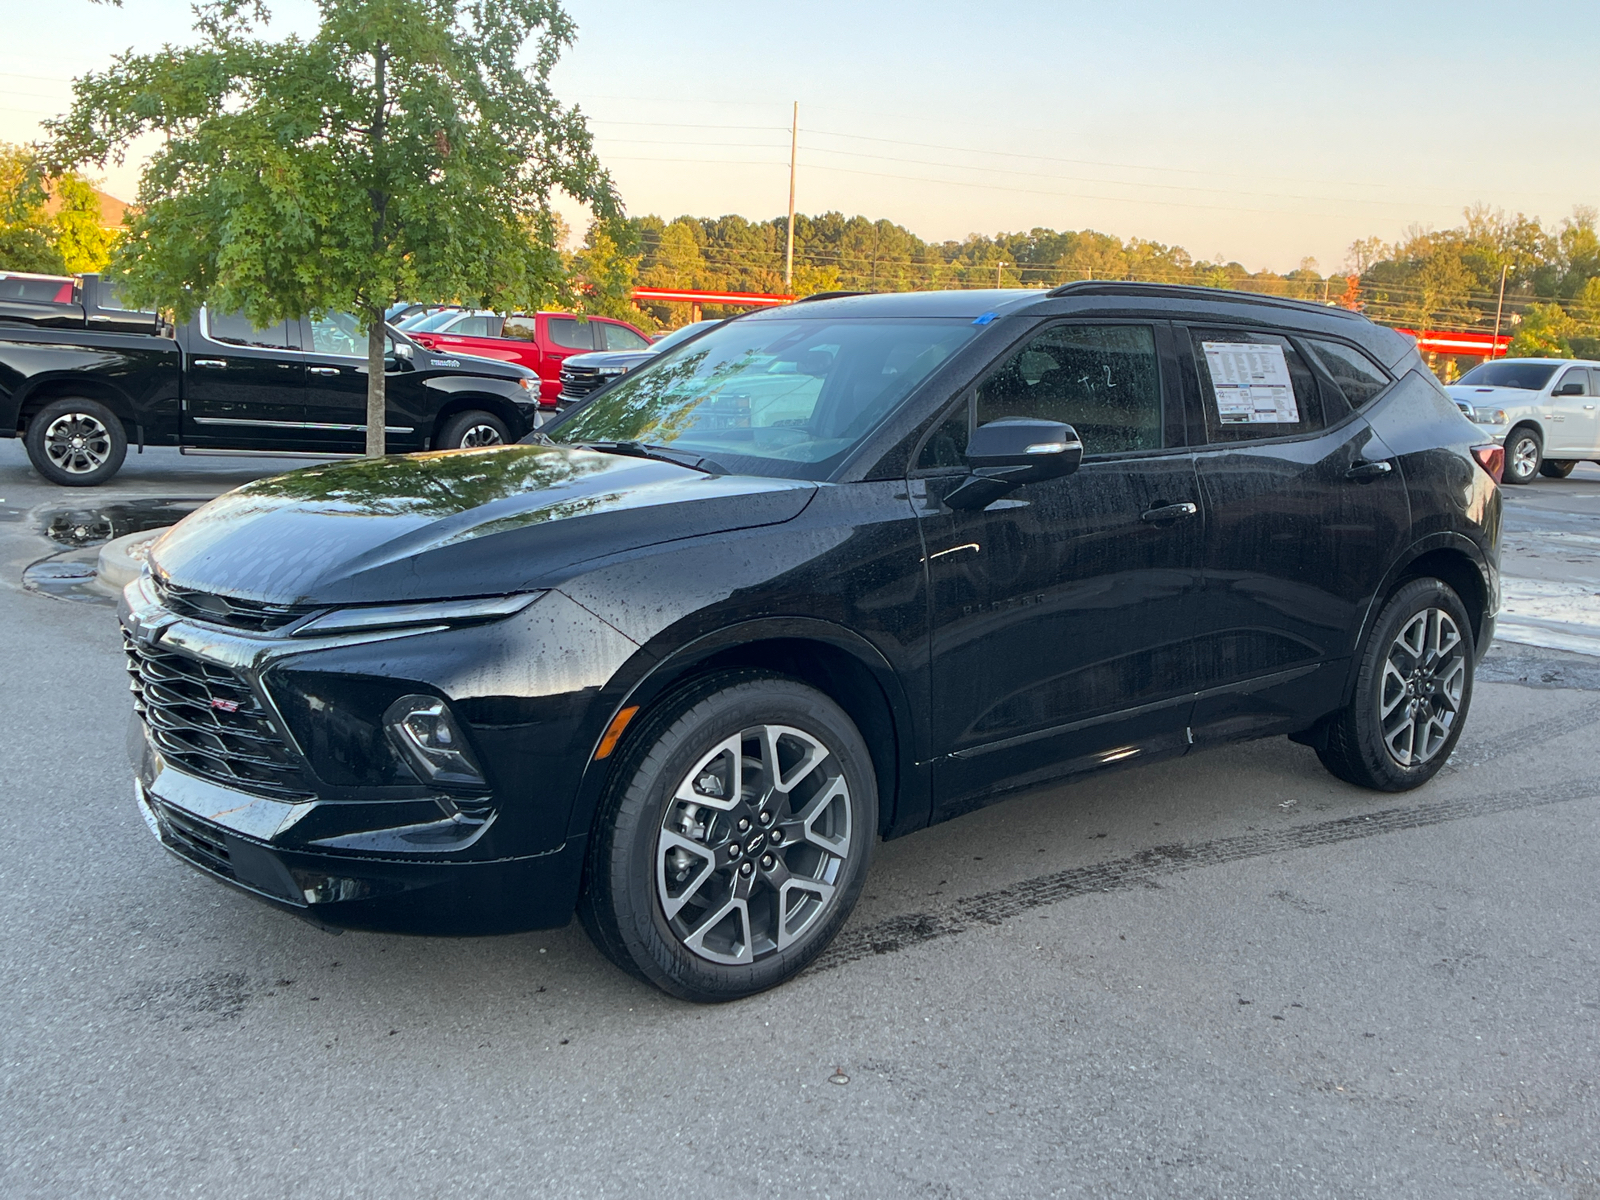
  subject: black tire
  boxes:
[1539,459,1577,479]
[1316,578,1474,792]
[435,409,510,450]
[1502,425,1542,485]
[23,397,128,486]
[579,671,877,1002]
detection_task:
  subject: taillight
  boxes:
[1471,444,1503,482]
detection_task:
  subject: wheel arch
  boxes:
[569,618,922,846]
[14,375,138,438]
[427,393,526,447]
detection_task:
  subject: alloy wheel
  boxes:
[656,723,852,965]
[1379,607,1465,767]
[1509,435,1539,481]
[43,412,113,475]
[458,423,505,448]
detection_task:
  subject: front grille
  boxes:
[124,632,312,800]
[152,801,236,879]
[559,364,609,399]
[151,575,310,632]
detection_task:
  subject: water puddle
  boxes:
[19,498,205,605]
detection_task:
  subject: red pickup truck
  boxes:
[401,310,653,406]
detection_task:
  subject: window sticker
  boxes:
[1201,341,1299,424]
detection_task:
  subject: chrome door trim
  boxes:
[189,416,415,433]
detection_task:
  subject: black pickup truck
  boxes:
[0,272,544,486]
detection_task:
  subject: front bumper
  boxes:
[132,725,586,934]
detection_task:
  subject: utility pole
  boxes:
[1490,262,1509,360]
[785,101,797,291]
[997,261,1007,288]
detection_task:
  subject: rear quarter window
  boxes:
[1304,338,1392,408]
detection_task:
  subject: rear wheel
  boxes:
[1316,578,1474,791]
[24,398,128,486]
[1502,426,1542,484]
[435,409,509,450]
[1539,459,1576,479]
[579,672,877,1001]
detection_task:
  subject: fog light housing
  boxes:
[383,694,487,789]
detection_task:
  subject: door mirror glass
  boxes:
[945,418,1083,510]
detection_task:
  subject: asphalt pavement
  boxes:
[2,440,1598,1199]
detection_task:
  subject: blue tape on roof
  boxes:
[972,312,998,326]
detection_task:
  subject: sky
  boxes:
[4,0,1598,275]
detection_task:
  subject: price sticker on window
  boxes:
[1201,341,1299,424]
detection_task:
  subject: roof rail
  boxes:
[791,291,871,304]
[1044,279,1363,319]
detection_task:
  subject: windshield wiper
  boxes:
[570,440,730,476]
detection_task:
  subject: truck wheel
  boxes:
[579,671,877,1001]
[436,410,509,450]
[24,398,128,487]
[1502,426,1541,484]
[1539,459,1576,479]
[1315,577,1474,792]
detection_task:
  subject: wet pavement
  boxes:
[2,440,1599,1198]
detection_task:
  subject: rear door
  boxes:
[1180,326,1411,745]
[183,310,306,447]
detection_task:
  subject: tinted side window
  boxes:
[975,324,1163,455]
[502,316,537,341]
[603,323,650,351]
[916,404,971,469]
[207,311,293,349]
[1190,328,1321,442]
[548,318,594,350]
[1304,338,1391,408]
[1556,366,1589,395]
[308,312,364,355]
[448,315,492,337]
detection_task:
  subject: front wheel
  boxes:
[435,409,510,450]
[1502,426,1542,484]
[579,672,877,1001]
[1316,578,1474,791]
[24,398,128,486]
[1539,459,1577,479]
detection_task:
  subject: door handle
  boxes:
[1141,501,1198,522]
[309,366,341,376]
[1585,404,1596,410]
[1345,459,1394,481]
[192,358,227,369]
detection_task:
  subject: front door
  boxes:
[918,321,1203,817]
[183,310,304,447]
[299,314,426,454]
[1179,326,1411,745]
[1546,365,1600,457]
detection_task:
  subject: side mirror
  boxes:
[1554,382,1585,396]
[944,418,1083,511]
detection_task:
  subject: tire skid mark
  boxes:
[817,778,1600,971]
[1449,697,1600,771]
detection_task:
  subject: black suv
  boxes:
[121,284,1501,1000]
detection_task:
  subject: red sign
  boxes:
[1394,328,1511,358]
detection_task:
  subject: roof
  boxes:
[1047,280,1366,321]
[748,288,1047,320]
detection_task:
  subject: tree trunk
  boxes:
[365,308,387,458]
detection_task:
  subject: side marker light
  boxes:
[595,705,640,760]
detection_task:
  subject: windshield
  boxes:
[547,316,978,480]
[399,309,469,332]
[648,320,720,355]
[1456,362,1559,390]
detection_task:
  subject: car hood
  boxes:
[562,349,656,372]
[1445,384,1541,408]
[147,445,817,608]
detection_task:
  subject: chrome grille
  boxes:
[123,632,311,800]
[559,364,609,399]
[151,574,310,632]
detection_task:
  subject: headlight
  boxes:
[518,378,537,392]
[292,592,543,637]
[1474,408,1508,424]
[384,695,487,788]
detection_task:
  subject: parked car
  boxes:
[1,270,77,305]
[122,283,1501,1000]
[0,275,544,485]
[1446,357,1600,483]
[557,318,723,405]
[399,310,654,406]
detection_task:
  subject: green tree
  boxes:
[1507,302,1575,358]
[50,173,117,273]
[0,143,66,273]
[49,0,614,457]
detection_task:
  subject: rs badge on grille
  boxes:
[210,698,241,713]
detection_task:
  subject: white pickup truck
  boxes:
[1447,357,1600,484]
